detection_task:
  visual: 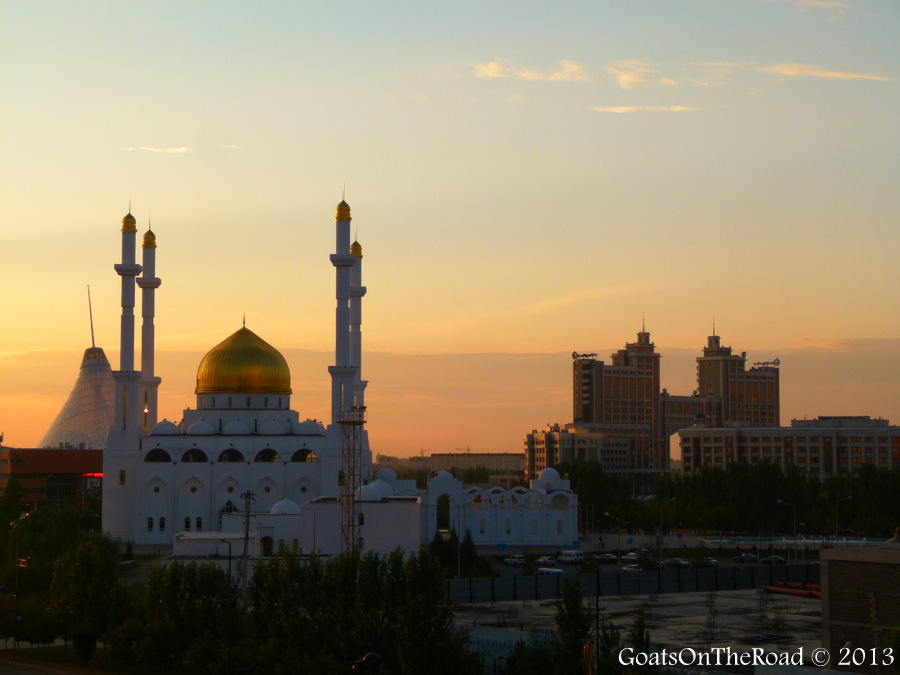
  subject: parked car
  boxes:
[696,557,719,568]
[537,567,564,575]
[621,564,643,572]
[622,552,639,562]
[592,553,618,564]
[536,555,556,566]
[762,555,787,565]
[661,557,691,569]
[504,555,525,567]
[558,550,584,564]
[735,553,759,564]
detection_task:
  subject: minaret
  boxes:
[349,239,367,409]
[137,226,162,434]
[111,211,143,440]
[328,199,357,423]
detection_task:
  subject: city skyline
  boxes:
[2,1,898,454]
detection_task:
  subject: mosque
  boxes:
[100,201,578,556]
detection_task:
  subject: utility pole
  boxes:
[237,491,255,593]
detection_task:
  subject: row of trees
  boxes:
[559,460,900,536]
[4,522,483,674]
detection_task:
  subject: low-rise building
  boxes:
[679,416,899,478]
[524,423,630,478]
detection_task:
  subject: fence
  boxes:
[448,563,820,604]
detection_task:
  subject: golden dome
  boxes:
[336,200,352,221]
[142,229,156,249]
[350,240,362,258]
[195,327,291,395]
[122,212,137,233]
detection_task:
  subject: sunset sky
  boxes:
[1,1,898,453]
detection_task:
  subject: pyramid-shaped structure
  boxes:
[38,347,115,449]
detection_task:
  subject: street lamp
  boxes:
[834,496,852,539]
[9,511,31,661]
[776,499,797,538]
[604,511,628,559]
[657,497,677,559]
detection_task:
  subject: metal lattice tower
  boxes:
[339,405,366,552]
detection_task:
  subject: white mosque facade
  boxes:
[101,202,578,555]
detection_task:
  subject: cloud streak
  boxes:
[473,59,588,82]
[123,146,191,154]
[606,59,656,89]
[594,105,697,113]
[797,0,847,9]
[757,63,891,81]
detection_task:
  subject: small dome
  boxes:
[434,470,454,481]
[270,498,301,515]
[187,420,214,435]
[260,419,289,435]
[539,468,560,482]
[142,228,156,249]
[293,419,326,435]
[375,468,397,485]
[368,479,394,498]
[196,327,291,395]
[336,200,352,221]
[350,240,362,258]
[151,419,178,435]
[121,212,137,233]
[357,484,381,501]
[223,419,250,435]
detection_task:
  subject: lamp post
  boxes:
[776,499,797,538]
[657,497,677,560]
[834,496,852,539]
[220,538,233,675]
[9,511,31,661]
[776,499,796,562]
[604,511,628,560]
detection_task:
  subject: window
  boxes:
[184,517,191,531]
[147,517,153,531]
[119,470,126,486]
[195,517,202,531]
[479,519,486,534]
[557,520,564,535]
[159,517,166,532]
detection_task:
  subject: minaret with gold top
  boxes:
[328,199,358,423]
[349,238,367,410]
[137,226,162,434]
[111,210,143,440]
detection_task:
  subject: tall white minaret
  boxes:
[137,226,161,434]
[112,211,143,439]
[328,199,357,423]
[349,238,367,409]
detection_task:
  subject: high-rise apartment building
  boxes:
[573,330,663,471]
[528,328,782,479]
[696,335,780,427]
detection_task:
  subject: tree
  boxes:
[50,535,122,662]
[553,574,592,675]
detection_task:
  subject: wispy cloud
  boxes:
[757,63,891,81]
[473,59,589,82]
[123,146,191,154]
[797,0,847,9]
[606,60,656,89]
[686,61,738,87]
[593,105,698,113]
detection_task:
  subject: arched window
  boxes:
[551,494,569,510]
[218,448,244,463]
[291,448,319,462]
[473,494,484,510]
[254,449,282,462]
[184,517,191,531]
[182,448,209,463]
[119,470,126,486]
[261,536,274,556]
[196,517,202,531]
[159,517,166,532]
[144,448,172,462]
[147,517,153,532]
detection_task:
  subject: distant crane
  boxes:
[572,351,598,360]
[752,358,781,368]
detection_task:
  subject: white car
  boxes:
[504,555,525,567]
[537,567,564,575]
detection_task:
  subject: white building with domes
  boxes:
[102,201,577,555]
